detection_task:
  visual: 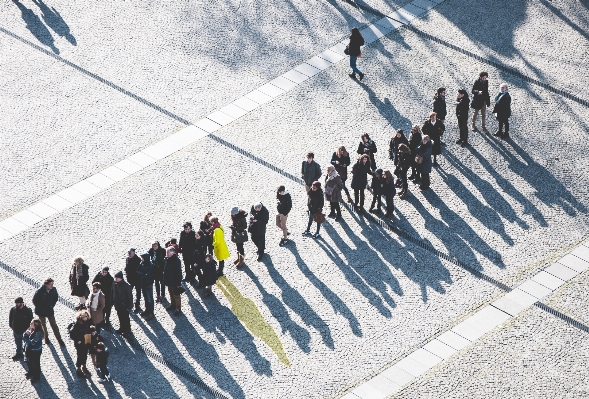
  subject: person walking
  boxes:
[382,170,396,217]
[301,152,322,193]
[69,257,90,310]
[201,255,219,297]
[357,133,377,172]
[347,27,365,80]
[125,248,142,313]
[415,135,433,190]
[325,165,343,221]
[421,112,445,166]
[433,87,447,144]
[137,254,155,321]
[471,71,490,133]
[92,267,113,326]
[71,310,93,378]
[493,83,512,139]
[163,247,183,316]
[408,125,423,182]
[210,217,230,272]
[23,319,43,382]
[249,203,269,261]
[148,242,167,303]
[302,181,325,238]
[350,154,373,211]
[32,278,65,346]
[9,297,33,360]
[396,143,412,198]
[86,282,105,331]
[369,168,385,213]
[179,222,197,282]
[112,271,133,335]
[455,89,471,147]
[230,207,249,267]
[331,146,352,203]
[389,129,409,167]
[276,186,292,246]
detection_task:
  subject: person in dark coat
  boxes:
[199,212,214,255]
[350,154,373,210]
[179,222,198,282]
[433,87,447,121]
[276,186,292,246]
[32,278,65,346]
[9,297,33,360]
[382,170,396,217]
[408,125,423,181]
[137,254,155,320]
[250,203,270,261]
[69,257,90,309]
[331,146,352,203]
[71,310,94,378]
[357,133,377,172]
[389,129,409,166]
[347,27,365,80]
[92,267,114,325]
[94,342,110,383]
[111,271,133,335]
[148,242,166,303]
[455,89,471,146]
[125,248,142,313]
[471,71,490,133]
[369,168,385,213]
[421,112,445,166]
[192,231,209,287]
[325,165,343,220]
[397,143,412,198]
[163,247,183,316]
[201,254,219,297]
[302,181,325,238]
[230,207,249,267]
[301,152,322,193]
[23,319,43,382]
[493,83,512,139]
[416,135,433,190]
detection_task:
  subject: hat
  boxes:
[312,181,321,188]
[128,248,136,253]
[14,297,24,303]
[231,207,239,216]
[114,271,124,279]
[102,266,109,272]
[375,168,383,174]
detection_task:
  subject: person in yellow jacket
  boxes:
[209,216,230,277]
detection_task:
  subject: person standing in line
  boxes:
[408,125,423,182]
[230,207,249,267]
[201,255,219,297]
[357,133,378,172]
[71,310,93,378]
[95,342,111,383]
[276,186,292,246]
[179,222,197,283]
[163,247,183,316]
[421,112,445,166]
[200,212,214,255]
[70,257,90,310]
[86,282,105,331]
[347,27,365,80]
[192,231,209,286]
[471,71,490,133]
[455,89,471,147]
[137,254,155,321]
[249,203,270,261]
[382,170,397,217]
[209,217,230,274]
[331,146,352,203]
[369,168,385,213]
[165,238,179,254]
[493,83,512,139]
[415,135,433,190]
[125,248,142,314]
[301,152,322,193]
[302,181,324,238]
[433,87,447,144]
[148,242,167,303]
[9,297,33,360]
[92,267,113,326]
[23,319,43,382]
[325,166,343,221]
[32,278,65,347]
[389,129,409,167]
[112,271,133,335]
[396,143,412,198]
[350,154,373,211]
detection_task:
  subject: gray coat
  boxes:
[416,141,433,174]
[301,160,322,187]
[325,173,343,203]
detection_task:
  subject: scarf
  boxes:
[494,90,508,104]
[76,264,84,278]
[88,290,101,311]
[327,170,339,181]
[210,221,221,232]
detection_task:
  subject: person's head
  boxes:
[458,88,467,98]
[253,203,262,212]
[395,129,403,138]
[203,212,212,222]
[479,71,488,81]
[95,342,105,352]
[306,152,314,163]
[500,83,508,92]
[14,297,25,308]
[398,143,410,153]
[183,222,193,232]
[169,238,177,244]
[114,271,123,282]
[384,170,394,182]
[101,266,109,276]
[375,168,383,177]
[360,154,370,165]
[195,230,202,240]
[44,278,54,290]
[210,216,219,225]
[361,133,371,143]
[76,310,90,323]
[127,248,136,258]
[73,257,84,267]
[336,146,348,158]
[351,27,361,38]
[30,319,43,336]
[277,185,286,195]
[166,246,176,258]
[312,181,321,191]
[429,112,437,121]
[231,207,239,217]
[152,241,160,251]
[205,254,213,263]
[92,282,101,293]
[327,165,335,175]
[90,325,97,335]
[411,124,421,135]
[437,87,446,97]
[422,135,430,144]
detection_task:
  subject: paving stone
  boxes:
[317,49,346,64]
[544,262,579,281]
[232,97,261,112]
[423,339,458,360]
[436,330,472,350]
[294,63,322,77]
[532,271,566,291]
[219,104,249,119]
[571,245,589,263]
[11,209,44,227]
[352,374,401,399]
[557,254,589,273]
[206,111,236,127]
[112,159,144,175]
[380,365,415,387]
[41,194,74,212]
[467,305,512,330]
[516,280,553,299]
[166,126,208,147]
[99,165,130,181]
[268,76,299,92]
[329,42,348,56]
[0,217,28,235]
[411,0,438,11]
[85,172,116,190]
[305,56,333,71]
[451,320,487,342]
[257,83,286,98]
[127,151,157,168]
[395,356,431,377]
[27,202,59,219]
[58,186,90,204]
[402,2,429,16]
[491,289,537,317]
[69,179,102,197]
[245,89,273,104]
[195,118,222,133]
[0,228,12,242]
[407,348,443,369]
[281,69,309,84]
[389,9,416,24]
[374,17,404,31]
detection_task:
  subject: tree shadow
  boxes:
[12,0,59,54]
[31,0,77,45]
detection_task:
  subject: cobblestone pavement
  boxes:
[2,0,589,397]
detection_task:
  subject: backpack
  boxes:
[67,322,76,340]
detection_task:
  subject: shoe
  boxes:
[369,208,378,214]
[456,139,462,144]
[347,195,353,203]
[257,253,264,261]
[385,212,393,218]
[471,125,476,131]
[12,353,23,360]
[399,191,407,198]
[461,142,466,148]
[413,179,421,185]
[155,297,161,303]
[494,131,502,137]
[173,310,181,316]
[348,73,357,79]
[407,174,415,180]
[217,269,224,277]
[302,231,311,236]
[327,212,336,218]
[25,372,31,378]
[236,253,245,268]
[58,340,66,347]
[81,365,91,376]
[115,329,123,334]
[166,306,176,311]
[358,72,364,81]
[419,186,429,190]
[312,233,320,238]
[76,367,85,377]
[45,338,50,345]
[501,134,510,140]
[279,238,287,246]
[482,127,489,134]
[335,215,342,221]
[433,161,439,166]
[233,256,240,265]
[140,311,147,316]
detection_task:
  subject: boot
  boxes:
[236,254,245,268]
[76,367,85,378]
[347,194,352,203]
[81,365,91,376]
[233,255,240,265]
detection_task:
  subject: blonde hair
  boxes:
[336,146,348,157]
[76,310,90,322]
[209,216,219,224]
[73,257,84,266]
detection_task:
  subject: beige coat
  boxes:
[86,291,105,325]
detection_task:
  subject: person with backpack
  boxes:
[32,278,65,347]
[92,267,113,326]
[111,271,133,335]
[276,186,292,246]
[347,27,365,80]
[301,152,322,193]
[148,242,166,303]
[23,319,44,382]
[69,257,90,310]
[137,254,155,321]
[230,207,249,266]
[302,181,325,238]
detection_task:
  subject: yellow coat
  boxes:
[213,226,230,261]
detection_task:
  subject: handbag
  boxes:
[415,155,423,165]
[344,45,350,55]
[313,213,326,223]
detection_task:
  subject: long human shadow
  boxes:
[12,0,59,54]
[356,82,413,134]
[284,241,362,337]
[31,0,76,45]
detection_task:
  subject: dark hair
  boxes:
[277,185,285,193]
[92,282,101,289]
[358,154,371,167]
[361,133,371,141]
[183,221,192,229]
[479,71,488,78]
[152,241,161,248]
[96,342,105,351]
[350,27,362,40]
[306,152,314,159]
[398,143,410,153]
[44,278,54,285]
[170,238,177,244]
[383,170,394,182]
[90,325,96,332]
[437,87,446,95]
[396,129,403,136]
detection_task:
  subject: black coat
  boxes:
[301,160,322,187]
[192,237,208,267]
[200,258,218,287]
[307,188,324,214]
[389,134,409,163]
[471,78,490,109]
[136,254,154,286]
[9,305,34,334]
[112,279,133,311]
[179,230,197,258]
[350,161,373,190]
[249,205,269,237]
[357,140,377,169]
[69,264,90,297]
[95,347,110,366]
[125,255,141,287]
[277,193,292,216]
[397,150,412,174]
[348,35,364,57]
[163,254,182,287]
[230,211,249,244]
[148,247,166,281]
[33,286,59,317]
[409,132,422,153]
[433,95,447,120]
[92,272,114,306]
[456,95,470,120]
[71,320,92,348]
[493,91,512,120]
[422,119,445,156]
[330,152,351,181]
[371,175,385,195]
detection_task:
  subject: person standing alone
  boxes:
[9,297,33,360]
[347,27,365,80]
[493,83,512,139]
[32,278,65,346]
[276,187,292,246]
